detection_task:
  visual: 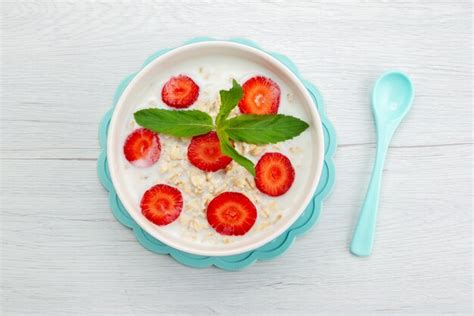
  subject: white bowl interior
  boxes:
[107,41,324,256]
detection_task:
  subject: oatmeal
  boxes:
[116,54,315,248]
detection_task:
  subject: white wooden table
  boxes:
[1,1,472,314]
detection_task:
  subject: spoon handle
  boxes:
[350,134,390,257]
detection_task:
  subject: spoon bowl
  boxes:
[372,71,414,122]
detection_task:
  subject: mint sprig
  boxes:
[134,109,213,137]
[217,129,256,176]
[133,80,309,175]
[222,114,309,144]
[215,79,242,126]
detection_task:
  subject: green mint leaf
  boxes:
[215,79,243,126]
[216,129,256,176]
[223,114,309,144]
[134,108,214,137]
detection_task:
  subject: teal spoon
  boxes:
[350,71,414,257]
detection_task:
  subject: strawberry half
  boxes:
[187,131,232,172]
[238,76,281,114]
[255,152,295,196]
[207,192,257,236]
[140,184,183,226]
[123,128,161,167]
[161,75,199,108]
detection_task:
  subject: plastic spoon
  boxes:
[350,71,414,257]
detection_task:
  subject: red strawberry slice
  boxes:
[123,128,161,167]
[140,184,183,226]
[161,75,199,108]
[187,131,232,172]
[207,192,257,236]
[255,152,295,196]
[238,76,281,114]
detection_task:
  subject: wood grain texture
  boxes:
[1,0,472,315]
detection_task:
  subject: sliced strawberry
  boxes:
[123,128,161,167]
[207,192,257,236]
[255,152,295,196]
[161,75,199,108]
[238,76,281,114]
[140,184,183,226]
[187,131,232,172]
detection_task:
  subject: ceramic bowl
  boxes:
[107,41,324,256]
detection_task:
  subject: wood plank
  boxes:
[1,0,472,314]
